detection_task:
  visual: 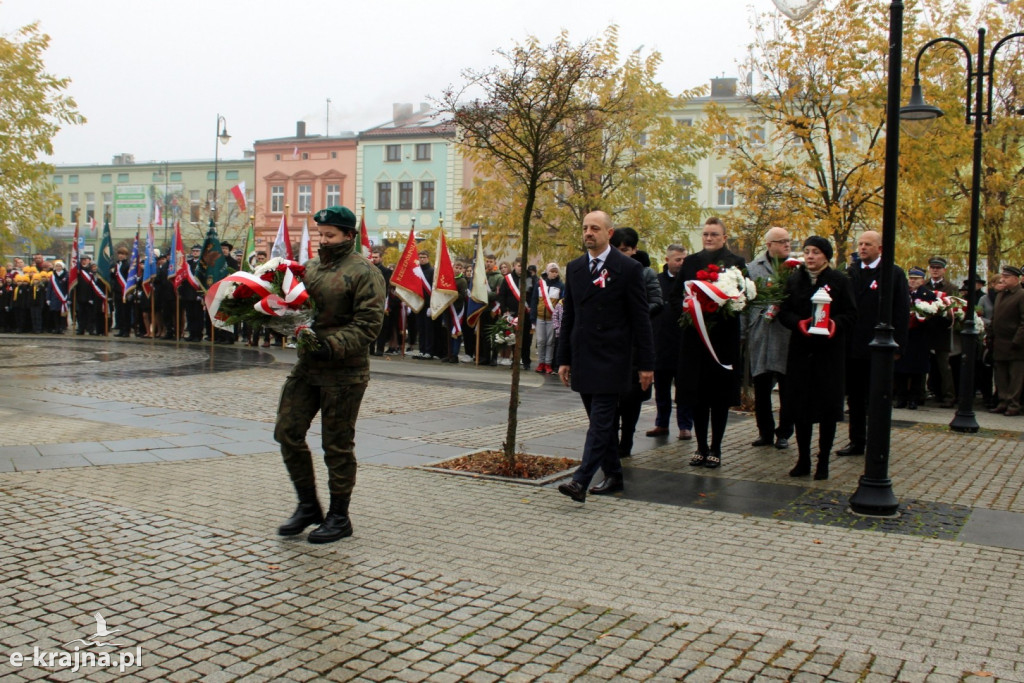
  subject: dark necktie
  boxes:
[590,258,600,276]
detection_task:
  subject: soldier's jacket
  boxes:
[292,238,386,386]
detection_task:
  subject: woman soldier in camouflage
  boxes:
[275,206,386,543]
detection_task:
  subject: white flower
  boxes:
[254,257,286,276]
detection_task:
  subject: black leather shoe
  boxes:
[704,448,722,469]
[589,476,623,495]
[557,480,586,503]
[307,495,353,543]
[836,444,865,456]
[277,488,323,536]
[751,437,773,447]
[789,461,811,477]
[774,437,790,450]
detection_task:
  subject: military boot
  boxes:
[307,494,353,544]
[277,486,323,536]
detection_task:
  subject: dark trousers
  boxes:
[692,401,729,453]
[929,349,955,402]
[616,381,651,457]
[845,357,870,446]
[753,372,793,440]
[573,393,621,488]
[274,377,367,496]
[795,420,836,459]
[653,368,693,430]
[894,372,924,403]
[76,301,97,334]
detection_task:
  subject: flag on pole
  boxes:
[356,213,371,256]
[390,228,425,312]
[95,218,114,295]
[466,230,489,327]
[299,215,312,263]
[142,223,157,296]
[88,216,98,236]
[196,225,228,290]
[124,232,140,302]
[230,182,247,213]
[68,221,81,292]
[429,231,457,320]
[172,221,202,290]
[153,202,162,228]
[242,222,256,272]
[168,219,181,281]
[271,214,294,260]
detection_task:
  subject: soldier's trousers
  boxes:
[274,376,367,496]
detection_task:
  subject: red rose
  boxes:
[707,264,721,273]
[233,284,255,299]
[260,272,275,282]
[288,263,306,277]
[705,301,719,313]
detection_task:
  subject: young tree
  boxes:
[0,22,83,251]
[439,31,621,465]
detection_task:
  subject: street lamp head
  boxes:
[218,125,231,145]
[899,82,944,138]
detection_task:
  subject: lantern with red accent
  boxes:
[809,287,833,335]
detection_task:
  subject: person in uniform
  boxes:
[274,206,386,543]
[923,257,958,407]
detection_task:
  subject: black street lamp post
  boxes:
[900,28,1024,434]
[211,114,231,228]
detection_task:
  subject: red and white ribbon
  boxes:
[451,305,463,338]
[682,279,735,370]
[539,283,555,314]
[50,275,68,315]
[253,267,309,317]
[504,273,520,300]
[592,269,609,288]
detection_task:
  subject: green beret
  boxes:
[313,206,357,231]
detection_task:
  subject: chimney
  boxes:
[710,78,738,98]
[296,121,306,138]
[392,103,414,124]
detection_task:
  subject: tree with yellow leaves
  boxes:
[0,22,83,252]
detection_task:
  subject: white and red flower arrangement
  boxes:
[487,313,518,346]
[204,257,320,349]
[680,263,757,369]
[752,256,804,321]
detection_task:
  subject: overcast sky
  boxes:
[1,0,784,165]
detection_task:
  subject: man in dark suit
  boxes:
[556,210,655,502]
[836,230,909,456]
[923,256,958,407]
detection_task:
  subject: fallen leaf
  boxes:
[969,672,994,678]
[267,565,280,570]
[698,493,706,498]
[521,499,531,504]
[813,540,822,544]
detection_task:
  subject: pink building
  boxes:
[253,122,358,255]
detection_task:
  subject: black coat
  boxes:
[669,247,747,406]
[896,288,936,375]
[846,263,910,359]
[556,248,654,395]
[652,267,682,372]
[921,278,956,352]
[779,266,857,423]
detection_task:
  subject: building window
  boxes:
[207,171,217,181]
[226,170,239,180]
[101,174,111,183]
[86,193,95,222]
[270,185,284,213]
[70,191,80,223]
[103,192,112,221]
[748,118,766,145]
[301,152,308,160]
[68,174,79,184]
[152,172,164,182]
[275,154,281,161]
[415,143,431,161]
[190,190,201,222]
[331,151,337,159]
[118,173,129,182]
[385,145,401,162]
[325,183,341,207]
[53,175,63,184]
[377,182,392,210]
[399,181,413,210]
[675,177,693,202]
[676,118,693,127]
[715,176,735,207]
[298,184,312,213]
[170,171,182,181]
[420,181,435,210]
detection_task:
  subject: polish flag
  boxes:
[271,214,294,260]
[299,215,313,262]
[230,182,247,213]
[390,228,425,312]
[359,214,372,256]
[153,202,162,226]
[429,231,457,320]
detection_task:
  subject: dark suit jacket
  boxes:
[922,278,958,352]
[846,263,909,359]
[556,248,654,394]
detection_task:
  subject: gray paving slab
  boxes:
[152,446,226,462]
[100,437,177,452]
[959,508,1024,550]
[211,441,279,456]
[0,445,40,458]
[10,453,91,470]
[83,450,164,466]
[0,459,13,473]
[36,441,111,456]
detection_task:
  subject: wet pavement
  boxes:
[1,334,1024,680]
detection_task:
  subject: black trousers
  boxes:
[845,357,870,446]
[753,371,793,440]
[573,393,621,488]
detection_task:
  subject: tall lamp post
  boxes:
[211,114,231,228]
[900,28,1024,434]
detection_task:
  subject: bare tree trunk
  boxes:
[503,177,538,465]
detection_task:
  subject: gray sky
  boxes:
[2,0,777,165]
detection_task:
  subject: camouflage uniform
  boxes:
[274,238,386,496]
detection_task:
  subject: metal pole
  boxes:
[849,0,903,517]
[950,28,986,433]
[213,115,220,228]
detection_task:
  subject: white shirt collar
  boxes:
[589,245,612,266]
[862,256,882,269]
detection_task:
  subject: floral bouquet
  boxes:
[751,256,803,321]
[204,257,321,350]
[680,264,757,326]
[911,291,956,324]
[486,313,517,346]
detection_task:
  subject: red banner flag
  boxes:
[390,228,425,313]
[430,231,457,319]
[230,182,247,213]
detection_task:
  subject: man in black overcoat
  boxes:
[836,230,909,456]
[556,211,654,502]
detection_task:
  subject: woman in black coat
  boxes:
[778,237,857,480]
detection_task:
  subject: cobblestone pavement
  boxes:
[1,336,1023,681]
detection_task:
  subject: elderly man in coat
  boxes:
[990,265,1024,416]
[745,226,795,450]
